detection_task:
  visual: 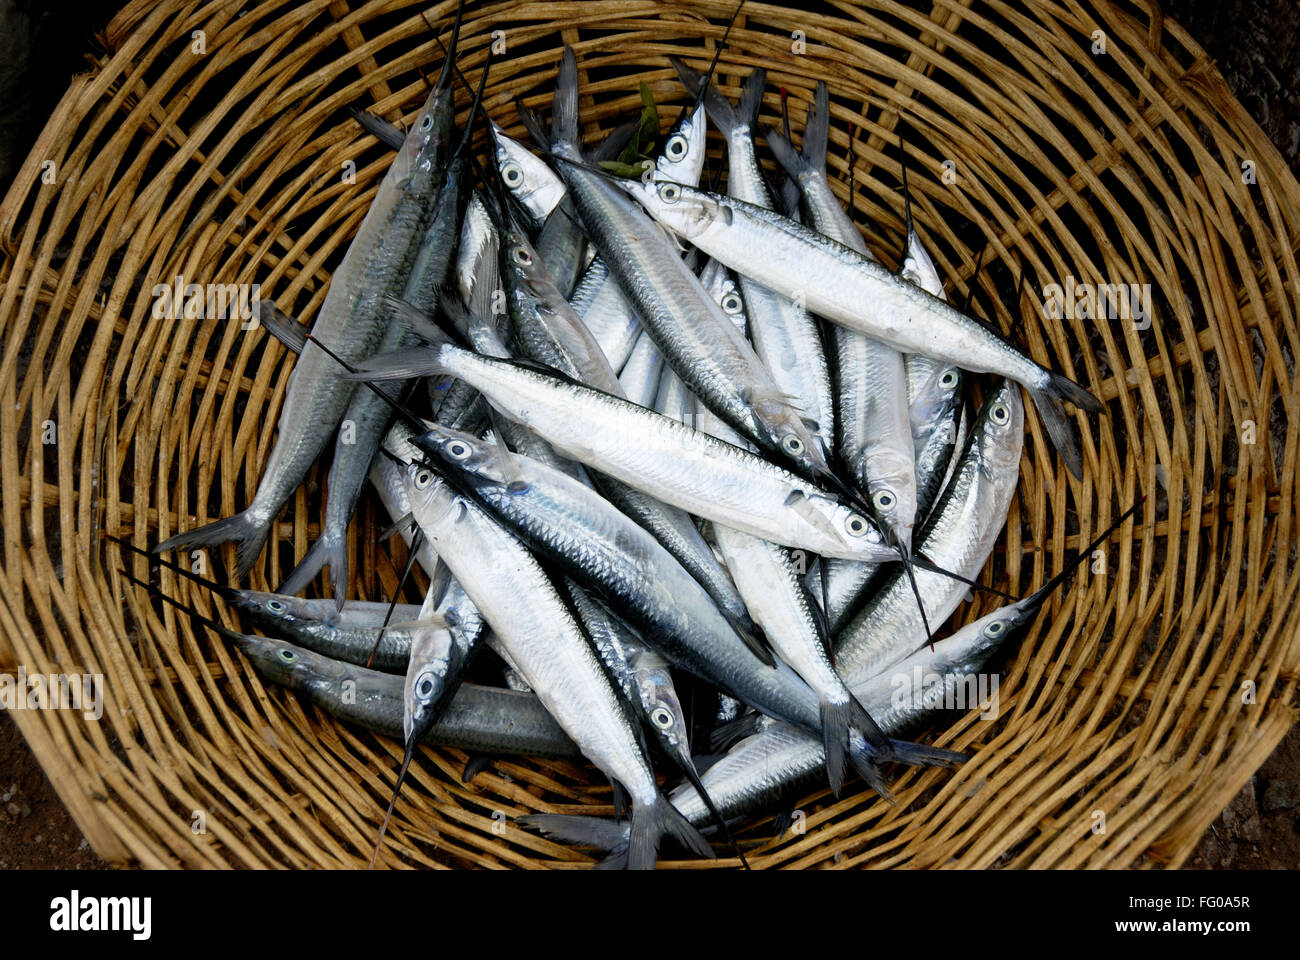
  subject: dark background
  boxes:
[0,0,1295,869]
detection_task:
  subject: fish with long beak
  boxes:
[111,536,421,671]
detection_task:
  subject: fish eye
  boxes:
[419,114,434,131]
[414,469,434,489]
[665,134,688,161]
[502,161,523,188]
[844,513,870,537]
[990,402,1010,425]
[415,672,436,700]
[511,245,532,266]
[721,292,742,315]
[939,370,958,389]
[781,435,805,455]
[984,619,1007,637]
[446,440,472,461]
[651,707,674,730]
[277,648,296,664]
[872,490,895,511]
[659,182,681,204]
[266,599,285,613]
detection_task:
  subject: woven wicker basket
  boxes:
[2,0,1297,869]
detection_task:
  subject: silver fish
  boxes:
[619,178,1101,478]
[349,338,894,562]
[403,459,710,869]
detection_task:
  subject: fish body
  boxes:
[403,460,708,868]
[620,178,1100,478]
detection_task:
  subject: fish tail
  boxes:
[843,703,902,803]
[276,533,349,609]
[628,793,714,870]
[675,60,766,140]
[349,106,405,151]
[844,739,896,804]
[802,81,830,172]
[819,696,851,796]
[734,66,767,132]
[1029,372,1100,480]
[154,511,270,578]
[254,299,308,354]
[765,127,810,181]
[553,46,580,149]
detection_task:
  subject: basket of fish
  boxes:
[2,0,1297,870]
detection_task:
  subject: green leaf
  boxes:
[599,159,654,178]
[617,82,661,166]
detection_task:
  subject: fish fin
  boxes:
[461,754,498,783]
[819,697,851,796]
[552,47,580,148]
[1028,377,1098,481]
[628,793,713,870]
[154,510,270,578]
[609,780,630,821]
[765,126,810,181]
[847,694,892,753]
[254,300,308,354]
[709,711,763,752]
[276,534,348,609]
[482,406,530,489]
[383,295,455,346]
[349,106,406,151]
[886,738,970,768]
[782,489,843,542]
[735,66,767,130]
[742,383,803,413]
[772,809,799,839]
[376,511,415,543]
[346,344,451,382]
[516,813,629,853]
[515,102,549,151]
[591,118,641,162]
[728,611,776,667]
[799,560,833,661]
